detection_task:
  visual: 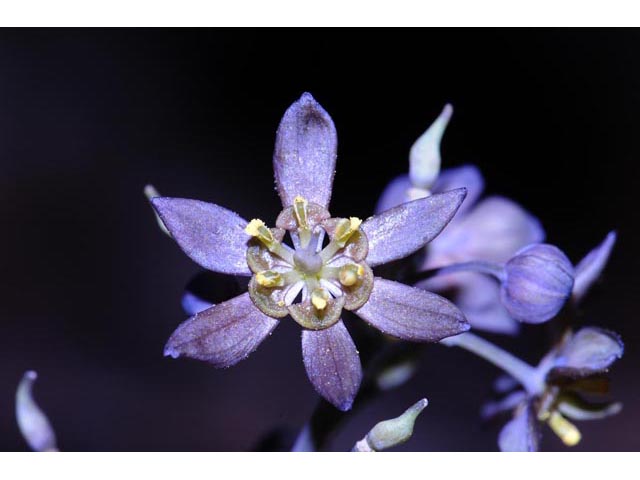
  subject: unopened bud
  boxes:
[15,371,58,452]
[409,104,452,189]
[354,398,428,452]
[501,244,574,324]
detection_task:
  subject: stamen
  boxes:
[311,288,331,311]
[320,279,343,298]
[245,218,295,265]
[547,411,582,447]
[284,281,305,306]
[293,196,312,248]
[293,196,309,229]
[320,217,363,261]
[245,219,275,246]
[255,270,284,288]
[339,264,364,287]
[334,217,362,247]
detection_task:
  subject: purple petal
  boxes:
[302,320,362,411]
[426,196,545,268]
[572,231,617,304]
[553,327,623,375]
[354,278,469,341]
[374,174,412,214]
[164,293,278,368]
[363,188,467,267]
[273,92,337,209]
[181,292,213,316]
[455,273,520,335]
[431,164,484,215]
[481,390,527,421]
[498,403,540,452]
[151,197,251,276]
[417,273,519,335]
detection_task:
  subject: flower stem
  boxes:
[441,332,541,394]
[433,261,505,281]
[407,260,506,284]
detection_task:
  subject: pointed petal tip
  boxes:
[299,92,317,104]
[274,92,337,208]
[442,103,453,119]
[336,399,355,412]
[163,344,181,359]
[144,184,159,199]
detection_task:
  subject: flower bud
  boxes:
[500,244,574,324]
[409,104,452,189]
[15,371,58,452]
[353,398,428,452]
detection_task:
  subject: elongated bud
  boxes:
[353,398,428,452]
[15,371,58,452]
[500,244,574,324]
[409,104,452,189]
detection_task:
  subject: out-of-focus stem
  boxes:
[442,332,542,395]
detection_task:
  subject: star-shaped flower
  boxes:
[150,93,469,410]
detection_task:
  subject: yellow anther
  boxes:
[547,411,581,447]
[245,219,275,247]
[339,264,364,287]
[255,270,284,288]
[293,196,309,229]
[334,217,363,246]
[311,288,331,311]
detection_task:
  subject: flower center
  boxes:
[293,248,323,275]
[244,196,373,330]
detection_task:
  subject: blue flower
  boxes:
[150,93,470,411]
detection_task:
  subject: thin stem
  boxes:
[441,332,542,395]
[409,260,506,284]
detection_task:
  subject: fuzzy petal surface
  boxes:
[573,231,617,304]
[431,164,484,215]
[363,188,467,267]
[498,403,540,452]
[151,197,251,275]
[550,327,623,378]
[164,293,278,368]
[355,278,469,341]
[273,92,337,209]
[428,273,520,335]
[302,320,362,411]
[426,196,545,268]
[417,273,519,335]
[375,174,413,214]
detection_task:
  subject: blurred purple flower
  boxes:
[484,327,624,451]
[376,105,544,334]
[150,93,470,411]
[572,231,617,304]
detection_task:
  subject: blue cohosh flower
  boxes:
[376,105,545,334]
[478,327,624,452]
[150,93,470,411]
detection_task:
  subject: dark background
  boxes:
[0,29,638,451]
